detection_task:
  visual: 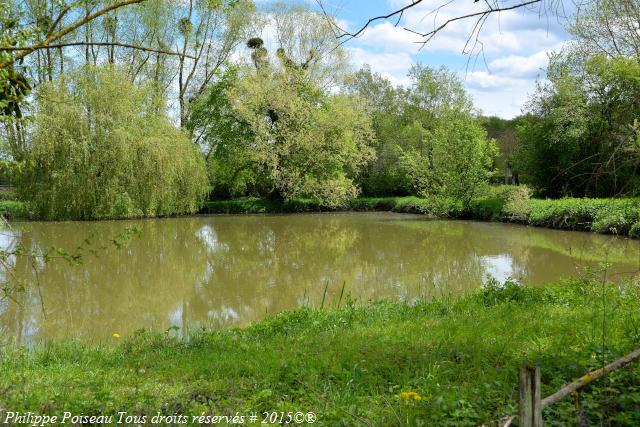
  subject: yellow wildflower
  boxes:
[400,391,422,401]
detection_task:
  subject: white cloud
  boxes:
[391,0,566,55]
[334,0,571,117]
[486,41,568,77]
[468,81,534,118]
[487,51,549,78]
[465,71,523,90]
[355,22,423,53]
[346,47,414,86]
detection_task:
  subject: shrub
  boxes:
[16,66,209,220]
[468,197,504,220]
[527,198,640,235]
[481,277,528,306]
[500,185,532,222]
[0,200,29,219]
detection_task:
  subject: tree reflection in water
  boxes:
[1,213,638,344]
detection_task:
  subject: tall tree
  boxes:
[265,2,347,89]
[175,0,254,128]
[227,64,375,205]
[347,64,495,200]
[515,52,640,197]
[17,65,209,220]
[570,0,640,59]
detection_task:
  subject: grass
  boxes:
[526,198,640,236]
[202,194,640,237]
[1,278,639,426]
[0,200,29,219]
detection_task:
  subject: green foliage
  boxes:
[203,64,375,207]
[390,195,465,217]
[516,0,640,197]
[202,196,467,217]
[569,0,640,60]
[0,1,37,69]
[527,198,640,235]
[472,192,640,236]
[467,197,505,221]
[188,67,259,198]
[515,52,640,197]
[421,112,496,203]
[202,197,326,214]
[478,116,521,184]
[499,185,533,221]
[1,279,639,425]
[262,2,348,87]
[347,65,496,201]
[481,277,545,306]
[202,194,640,238]
[0,199,28,219]
[345,66,410,195]
[15,66,208,220]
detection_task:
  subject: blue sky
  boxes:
[260,0,574,118]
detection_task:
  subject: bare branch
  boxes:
[46,5,72,37]
[406,0,543,47]
[333,0,425,40]
[0,0,148,69]
[1,42,195,59]
[320,0,545,49]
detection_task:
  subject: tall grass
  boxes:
[1,278,639,425]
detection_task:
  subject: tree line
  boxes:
[0,0,638,220]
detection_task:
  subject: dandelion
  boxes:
[400,391,422,401]
[112,333,121,338]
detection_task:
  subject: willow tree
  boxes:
[17,66,208,220]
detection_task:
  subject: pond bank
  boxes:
[4,195,639,238]
[202,196,640,238]
[1,279,639,425]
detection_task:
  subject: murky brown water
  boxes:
[1,212,638,344]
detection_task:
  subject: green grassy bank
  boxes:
[1,279,639,426]
[202,195,640,237]
[5,191,640,238]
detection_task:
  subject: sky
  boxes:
[259,0,575,118]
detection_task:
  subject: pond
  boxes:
[1,212,638,344]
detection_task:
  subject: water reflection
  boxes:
[1,213,638,343]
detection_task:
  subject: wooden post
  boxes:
[482,351,640,427]
[519,365,542,427]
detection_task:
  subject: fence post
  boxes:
[519,365,542,427]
